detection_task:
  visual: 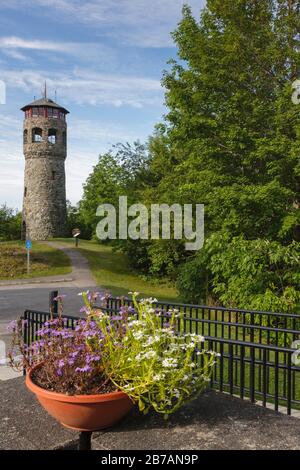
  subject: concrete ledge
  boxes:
[1,378,300,450]
[0,377,75,450]
[91,392,300,451]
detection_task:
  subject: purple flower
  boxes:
[7,320,17,332]
[111,315,123,321]
[75,365,92,373]
[85,354,101,363]
[80,306,89,314]
[69,351,79,358]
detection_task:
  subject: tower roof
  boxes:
[21,98,69,114]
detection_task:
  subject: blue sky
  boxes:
[0,0,205,209]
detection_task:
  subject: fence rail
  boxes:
[22,294,300,416]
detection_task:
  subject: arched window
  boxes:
[48,129,56,144]
[32,128,43,142]
[23,129,28,144]
[62,131,66,146]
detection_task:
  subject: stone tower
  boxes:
[21,95,69,240]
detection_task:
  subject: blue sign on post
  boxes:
[25,239,32,250]
[25,239,32,274]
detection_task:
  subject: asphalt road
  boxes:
[0,284,97,349]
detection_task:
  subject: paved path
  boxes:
[1,378,300,450]
[0,242,99,376]
[45,241,97,288]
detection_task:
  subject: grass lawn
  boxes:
[54,238,179,301]
[0,241,72,280]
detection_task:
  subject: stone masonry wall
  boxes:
[22,116,67,240]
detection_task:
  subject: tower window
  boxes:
[22,221,26,240]
[23,129,28,144]
[32,128,43,142]
[62,131,66,146]
[48,129,56,144]
[52,171,56,180]
[24,187,27,197]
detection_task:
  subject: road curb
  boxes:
[0,278,74,287]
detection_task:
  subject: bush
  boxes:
[178,233,300,314]
[0,205,21,241]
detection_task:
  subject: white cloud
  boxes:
[0,68,163,108]
[0,36,114,64]
[2,49,29,61]
[0,0,206,48]
[0,113,23,207]
[69,118,136,143]
[0,36,72,52]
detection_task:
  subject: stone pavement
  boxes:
[1,377,300,450]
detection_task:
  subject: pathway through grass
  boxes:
[0,241,71,280]
[54,238,179,301]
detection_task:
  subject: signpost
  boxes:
[72,228,81,247]
[25,239,32,274]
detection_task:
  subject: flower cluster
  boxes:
[9,291,219,414]
[8,292,124,395]
[89,294,219,415]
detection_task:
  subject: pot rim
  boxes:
[26,363,130,403]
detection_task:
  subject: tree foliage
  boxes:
[0,205,21,241]
[78,1,300,312]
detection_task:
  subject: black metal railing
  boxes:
[21,294,300,415]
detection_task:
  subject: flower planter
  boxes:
[26,364,134,431]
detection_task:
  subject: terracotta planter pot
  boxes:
[26,364,134,431]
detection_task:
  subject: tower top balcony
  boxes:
[21,98,69,120]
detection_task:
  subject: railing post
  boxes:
[23,311,28,376]
[49,290,58,315]
[78,431,92,450]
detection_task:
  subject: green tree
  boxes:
[0,205,22,241]
[137,1,300,304]
[78,142,149,239]
[154,1,300,242]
